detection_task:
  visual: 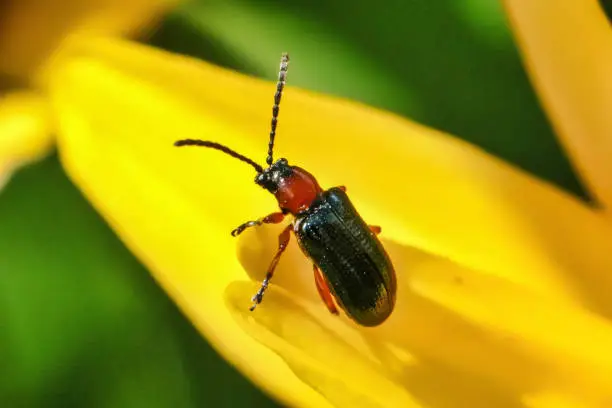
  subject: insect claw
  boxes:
[249,283,268,311]
[249,294,261,311]
[231,220,263,237]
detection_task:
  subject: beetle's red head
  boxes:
[255,158,322,215]
[174,54,321,214]
[255,158,292,192]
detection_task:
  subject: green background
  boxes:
[2,0,607,406]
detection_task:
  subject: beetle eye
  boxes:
[279,158,288,166]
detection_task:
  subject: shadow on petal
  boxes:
[373,240,612,405]
[235,221,319,304]
[225,280,419,408]
[230,227,579,407]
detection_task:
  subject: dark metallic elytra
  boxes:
[295,188,396,326]
[173,53,397,326]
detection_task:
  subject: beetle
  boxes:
[174,53,396,326]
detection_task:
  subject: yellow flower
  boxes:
[0,0,179,178]
[504,0,612,211]
[4,0,612,407]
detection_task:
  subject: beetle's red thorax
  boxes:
[275,166,322,215]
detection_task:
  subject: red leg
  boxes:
[313,264,339,315]
[250,224,292,311]
[232,212,285,236]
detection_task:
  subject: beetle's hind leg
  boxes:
[369,225,381,235]
[231,212,285,237]
[313,264,339,315]
[250,224,292,311]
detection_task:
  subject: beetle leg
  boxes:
[250,224,292,311]
[313,264,339,315]
[231,212,285,237]
[369,225,382,235]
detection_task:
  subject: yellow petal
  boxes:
[48,36,612,405]
[503,0,612,211]
[0,91,53,186]
[0,0,180,79]
[524,391,595,408]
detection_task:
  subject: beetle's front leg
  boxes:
[231,212,285,237]
[250,224,292,311]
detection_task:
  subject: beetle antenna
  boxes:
[174,139,264,173]
[266,53,289,166]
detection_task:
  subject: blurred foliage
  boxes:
[602,0,612,20]
[1,0,601,407]
[151,0,587,199]
[0,155,275,407]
